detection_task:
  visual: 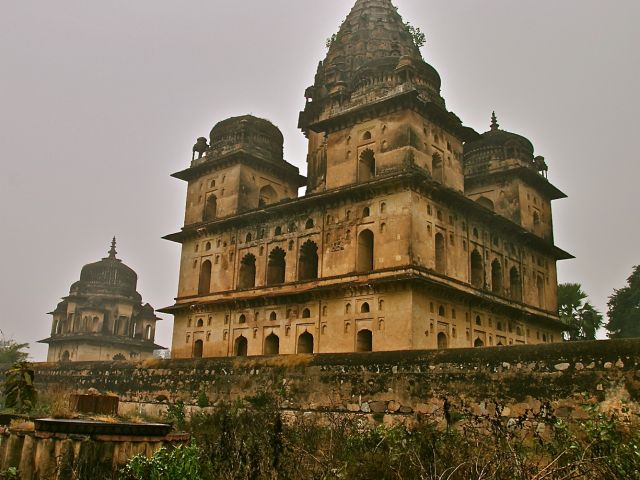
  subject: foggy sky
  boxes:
[1,0,638,361]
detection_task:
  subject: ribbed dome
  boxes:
[75,238,138,297]
[208,115,284,163]
[464,113,535,165]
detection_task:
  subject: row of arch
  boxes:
[191,329,374,358]
[203,186,280,222]
[198,230,376,295]
[52,316,154,341]
[434,233,524,302]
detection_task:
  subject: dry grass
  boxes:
[89,415,119,424]
[235,354,313,370]
[9,419,34,431]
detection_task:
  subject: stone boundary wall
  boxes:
[0,428,188,480]
[26,339,640,423]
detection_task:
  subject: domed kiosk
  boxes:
[39,239,164,362]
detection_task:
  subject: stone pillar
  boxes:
[18,435,35,479]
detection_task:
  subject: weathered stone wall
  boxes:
[0,428,187,480]
[30,340,640,423]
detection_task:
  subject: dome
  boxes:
[75,238,138,297]
[464,113,535,165]
[208,115,284,162]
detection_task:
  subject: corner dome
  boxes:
[208,115,284,163]
[464,113,535,165]
[76,238,138,297]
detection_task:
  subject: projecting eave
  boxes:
[466,166,567,201]
[38,334,165,351]
[171,149,306,187]
[163,168,573,261]
[302,88,480,143]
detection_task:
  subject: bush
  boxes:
[120,442,208,480]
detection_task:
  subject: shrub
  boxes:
[120,442,208,480]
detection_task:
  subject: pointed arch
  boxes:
[474,338,485,348]
[358,149,376,181]
[203,195,217,221]
[234,336,248,357]
[357,229,374,272]
[491,259,503,295]
[510,267,523,301]
[437,332,448,350]
[297,331,314,354]
[470,249,484,289]
[198,259,212,295]
[435,232,446,274]
[239,254,257,289]
[259,185,277,207]
[356,329,373,352]
[267,247,286,285]
[193,340,204,358]
[264,333,280,355]
[298,240,319,281]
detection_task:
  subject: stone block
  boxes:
[554,363,570,372]
[387,401,401,413]
[369,401,387,413]
[347,403,361,413]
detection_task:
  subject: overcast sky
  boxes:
[1,0,638,361]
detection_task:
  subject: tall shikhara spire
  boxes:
[300,0,444,130]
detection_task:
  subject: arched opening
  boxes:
[474,338,485,348]
[305,218,315,229]
[361,302,370,314]
[145,325,153,340]
[239,314,247,324]
[435,232,446,274]
[196,319,204,328]
[267,248,286,285]
[356,329,373,352]
[475,316,482,326]
[198,260,212,295]
[508,267,521,301]
[438,306,446,317]
[358,149,376,181]
[193,339,204,358]
[302,308,311,319]
[437,332,448,349]
[477,196,495,211]
[259,185,277,207]
[491,259,503,295]
[362,131,372,141]
[269,311,277,321]
[537,275,545,308]
[297,331,314,354]
[298,241,319,281]
[362,206,370,217]
[264,333,280,355]
[61,350,70,362]
[432,153,443,183]
[203,195,217,221]
[234,336,248,357]
[239,254,257,289]
[470,250,484,289]
[113,317,120,336]
[357,229,374,272]
[274,226,282,236]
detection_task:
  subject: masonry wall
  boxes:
[29,340,640,424]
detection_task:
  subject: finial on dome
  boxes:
[108,237,117,259]
[490,111,500,131]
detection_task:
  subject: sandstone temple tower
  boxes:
[40,239,164,362]
[163,0,572,358]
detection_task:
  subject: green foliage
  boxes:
[196,389,210,408]
[163,399,186,431]
[2,362,37,413]
[607,265,640,338]
[558,283,604,340]
[404,22,426,48]
[0,333,29,364]
[120,442,208,480]
[0,468,18,480]
[325,33,338,49]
